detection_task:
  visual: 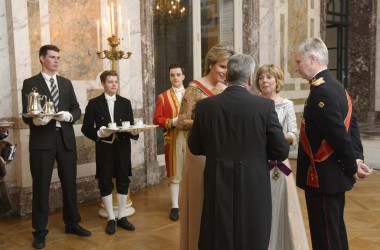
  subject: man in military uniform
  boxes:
[293,37,373,250]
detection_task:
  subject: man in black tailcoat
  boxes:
[188,54,289,250]
[81,70,138,235]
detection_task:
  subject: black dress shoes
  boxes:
[106,219,116,235]
[117,217,135,231]
[169,208,179,221]
[65,224,91,237]
[32,230,48,249]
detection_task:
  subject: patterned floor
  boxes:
[0,159,379,249]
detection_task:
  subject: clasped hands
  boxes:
[97,126,140,138]
[32,111,72,126]
[353,159,375,180]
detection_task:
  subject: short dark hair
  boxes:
[100,70,118,83]
[169,63,185,74]
[39,45,60,57]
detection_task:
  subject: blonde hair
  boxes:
[255,64,284,93]
[203,44,235,76]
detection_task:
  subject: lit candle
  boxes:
[127,20,131,52]
[111,2,115,35]
[97,20,100,51]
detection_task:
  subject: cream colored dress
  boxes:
[177,81,223,250]
[269,99,309,250]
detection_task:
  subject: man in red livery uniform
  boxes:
[153,63,186,221]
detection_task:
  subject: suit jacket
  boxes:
[188,85,289,250]
[296,69,360,194]
[22,73,81,150]
[153,87,182,177]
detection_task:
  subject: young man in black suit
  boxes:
[293,37,373,250]
[188,54,289,250]
[81,70,138,235]
[21,45,91,249]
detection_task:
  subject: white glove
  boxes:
[97,126,114,138]
[130,129,140,136]
[33,116,52,126]
[172,117,178,127]
[55,111,72,122]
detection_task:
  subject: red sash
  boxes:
[193,80,215,97]
[300,90,352,187]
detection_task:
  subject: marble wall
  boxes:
[1,0,161,216]
[255,0,320,120]
[347,0,379,122]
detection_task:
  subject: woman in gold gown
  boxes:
[177,44,235,250]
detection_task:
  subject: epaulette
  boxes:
[309,77,325,87]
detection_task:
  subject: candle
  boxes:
[118,4,122,47]
[103,18,108,49]
[107,5,111,37]
[111,2,115,35]
[96,20,100,51]
[127,20,131,51]
[97,20,100,51]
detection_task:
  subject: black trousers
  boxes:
[305,190,348,250]
[96,140,131,197]
[29,129,81,231]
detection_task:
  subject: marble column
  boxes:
[140,0,162,186]
[347,0,378,122]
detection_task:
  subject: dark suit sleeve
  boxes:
[188,102,205,155]
[62,79,81,123]
[81,100,98,141]
[266,100,289,161]
[350,116,364,160]
[124,99,138,141]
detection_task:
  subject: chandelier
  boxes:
[154,0,186,24]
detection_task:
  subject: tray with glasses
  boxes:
[104,121,158,133]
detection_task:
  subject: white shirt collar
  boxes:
[173,87,185,93]
[105,93,116,101]
[41,71,57,82]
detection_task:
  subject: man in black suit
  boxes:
[21,45,91,249]
[81,70,138,235]
[188,54,289,250]
[293,37,373,250]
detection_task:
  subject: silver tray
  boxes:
[104,124,158,132]
[22,113,61,118]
